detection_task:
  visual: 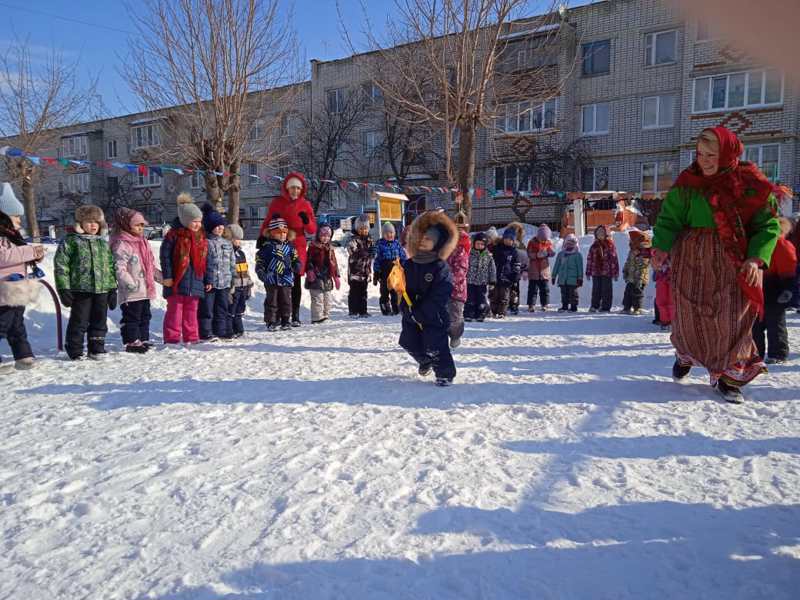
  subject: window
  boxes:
[249,206,259,219]
[696,21,717,42]
[494,165,532,193]
[326,88,346,114]
[246,162,263,186]
[61,135,88,159]
[280,114,290,138]
[641,161,675,193]
[692,69,783,112]
[362,82,383,104]
[106,176,119,195]
[66,172,90,194]
[131,124,160,149]
[582,40,610,76]
[645,30,677,66]
[363,130,381,155]
[106,139,117,159]
[642,95,675,129]
[744,144,780,182]
[135,170,162,187]
[581,103,610,135]
[496,98,557,133]
[249,121,264,141]
[190,171,203,189]
[581,166,609,191]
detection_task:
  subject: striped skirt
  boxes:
[670,229,766,386]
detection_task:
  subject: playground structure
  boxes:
[561,191,658,237]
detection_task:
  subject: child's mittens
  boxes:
[577,279,583,288]
[777,290,793,304]
[334,276,341,290]
[299,212,310,225]
[58,289,73,307]
[306,269,316,283]
[107,289,118,310]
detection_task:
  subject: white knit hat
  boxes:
[0,182,24,217]
[285,177,303,190]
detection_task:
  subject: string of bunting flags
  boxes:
[0,145,568,200]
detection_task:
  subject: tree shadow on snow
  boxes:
[142,501,800,600]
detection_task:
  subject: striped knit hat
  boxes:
[268,217,288,231]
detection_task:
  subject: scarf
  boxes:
[111,230,157,299]
[413,250,439,264]
[674,126,778,318]
[166,226,207,287]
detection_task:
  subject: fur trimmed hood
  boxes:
[74,204,108,235]
[505,221,526,247]
[405,210,459,260]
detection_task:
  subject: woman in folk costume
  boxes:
[652,126,782,403]
[259,173,317,327]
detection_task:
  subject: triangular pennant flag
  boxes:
[29,156,41,165]
[58,158,70,167]
[151,166,162,177]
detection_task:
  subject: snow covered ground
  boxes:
[2,236,800,600]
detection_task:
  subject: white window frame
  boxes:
[246,162,263,186]
[641,160,676,194]
[582,39,611,77]
[249,205,260,220]
[363,82,383,104]
[496,98,558,133]
[363,130,381,155]
[581,166,609,191]
[190,171,203,189]
[66,172,90,194]
[248,121,264,141]
[692,69,783,113]
[696,21,718,42]
[130,124,161,149]
[642,95,675,129]
[61,135,88,159]
[644,30,678,67]
[743,143,781,182]
[494,165,533,193]
[106,139,118,159]
[134,170,162,188]
[581,102,610,136]
[326,88,346,114]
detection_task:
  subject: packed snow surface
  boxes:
[2,236,799,599]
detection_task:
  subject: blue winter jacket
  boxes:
[373,238,407,274]
[492,243,521,287]
[255,238,300,287]
[160,218,206,299]
[400,258,453,330]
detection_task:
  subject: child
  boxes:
[0,183,45,370]
[226,224,253,337]
[504,222,526,315]
[256,217,300,331]
[55,205,117,360]
[306,223,340,324]
[654,256,673,331]
[447,214,470,348]
[622,230,651,315]
[526,224,555,311]
[398,210,458,386]
[198,204,236,341]
[585,225,619,313]
[347,214,375,318]
[753,217,798,364]
[465,232,496,322]
[110,208,161,353]
[551,233,583,312]
[373,221,406,315]
[160,193,208,345]
[490,228,521,318]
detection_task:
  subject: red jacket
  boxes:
[259,172,317,274]
[768,237,798,278]
[447,231,470,302]
[586,239,620,279]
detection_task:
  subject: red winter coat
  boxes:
[447,230,470,302]
[526,238,554,280]
[259,172,317,274]
[586,239,620,279]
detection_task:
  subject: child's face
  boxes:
[383,230,395,241]
[212,224,225,237]
[188,219,202,232]
[596,229,606,240]
[272,229,288,242]
[419,236,436,252]
[319,232,331,244]
[503,237,514,247]
[10,215,21,230]
[232,238,241,247]
[474,240,485,252]
[357,226,369,237]
[131,222,145,237]
[82,221,100,235]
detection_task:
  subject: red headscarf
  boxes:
[674,126,778,318]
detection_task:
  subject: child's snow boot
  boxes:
[672,360,691,381]
[14,357,35,370]
[418,363,432,376]
[435,377,453,387]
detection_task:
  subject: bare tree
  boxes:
[294,87,370,212]
[521,136,592,192]
[124,0,299,225]
[0,36,98,239]
[357,0,565,220]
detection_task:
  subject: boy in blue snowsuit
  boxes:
[373,221,407,315]
[398,210,458,387]
[255,217,300,331]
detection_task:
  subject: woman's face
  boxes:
[696,140,720,177]
[288,185,302,200]
[188,219,202,232]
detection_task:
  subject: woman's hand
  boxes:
[740,258,762,286]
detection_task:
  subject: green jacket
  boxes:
[623,250,650,286]
[652,187,781,265]
[54,233,117,293]
[552,250,584,286]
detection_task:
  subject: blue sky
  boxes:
[0,0,583,118]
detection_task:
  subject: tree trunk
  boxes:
[226,159,241,225]
[204,172,222,207]
[457,123,476,222]
[21,163,40,241]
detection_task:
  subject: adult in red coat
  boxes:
[259,173,317,325]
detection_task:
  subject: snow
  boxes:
[2,235,800,599]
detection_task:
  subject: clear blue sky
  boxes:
[0,0,583,118]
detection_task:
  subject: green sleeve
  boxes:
[53,238,72,291]
[652,187,689,252]
[107,244,117,290]
[746,195,781,265]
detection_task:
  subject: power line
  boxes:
[0,1,134,36]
